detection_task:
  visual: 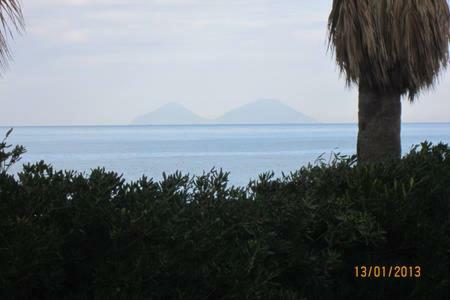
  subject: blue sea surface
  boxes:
[3,123,450,186]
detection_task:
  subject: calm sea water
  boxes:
[3,124,450,186]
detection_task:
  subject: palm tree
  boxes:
[0,0,24,70]
[328,0,450,163]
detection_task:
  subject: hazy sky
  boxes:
[0,0,449,125]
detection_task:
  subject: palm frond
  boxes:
[328,0,450,100]
[0,0,24,71]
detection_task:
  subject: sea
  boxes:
[3,123,450,186]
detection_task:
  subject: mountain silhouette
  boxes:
[131,99,317,125]
[132,103,207,125]
[215,99,316,124]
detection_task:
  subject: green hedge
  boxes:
[0,137,449,299]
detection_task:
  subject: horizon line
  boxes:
[1,122,450,128]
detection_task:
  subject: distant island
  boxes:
[131,99,317,125]
[132,102,207,125]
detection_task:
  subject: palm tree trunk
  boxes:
[357,83,402,163]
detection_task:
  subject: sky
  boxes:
[0,0,449,126]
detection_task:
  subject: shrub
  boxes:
[0,132,448,299]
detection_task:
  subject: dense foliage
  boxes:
[0,137,449,299]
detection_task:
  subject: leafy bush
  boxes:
[0,131,448,299]
[0,128,26,173]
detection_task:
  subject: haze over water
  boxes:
[4,123,450,186]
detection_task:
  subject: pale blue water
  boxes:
[3,124,450,186]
